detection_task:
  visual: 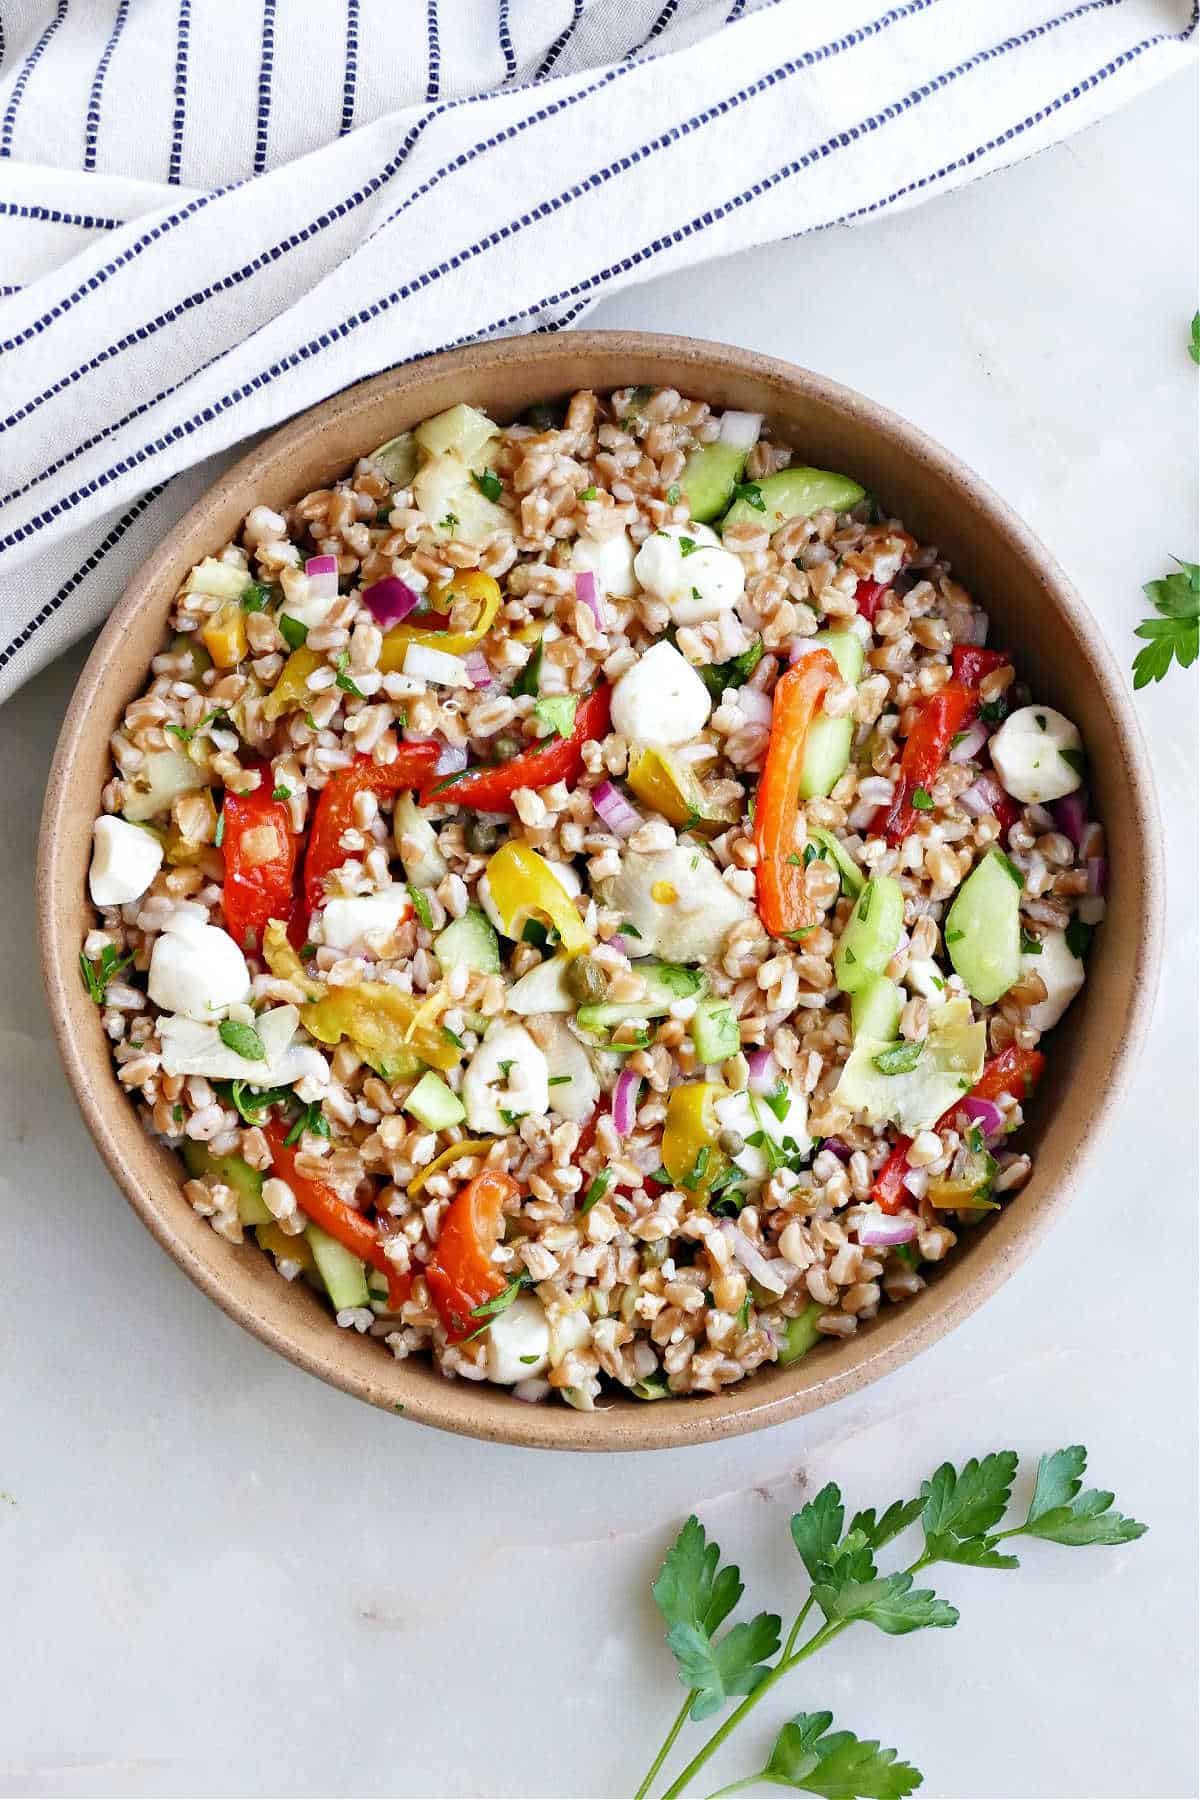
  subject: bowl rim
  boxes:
[37,329,1164,1452]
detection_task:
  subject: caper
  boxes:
[641,1239,669,1269]
[717,1128,745,1157]
[492,734,520,762]
[465,817,500,854]
[522,400,564,432]
[566,954,609,1003]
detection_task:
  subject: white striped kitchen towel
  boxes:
[0,0,1194,698]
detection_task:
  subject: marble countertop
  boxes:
[1,71,1195,1800]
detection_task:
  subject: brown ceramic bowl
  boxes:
[38,332,1163,1451]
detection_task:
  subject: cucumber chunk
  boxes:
[576,961,707,1035]
[434,906,500,974]
[680,441,748,523]
[305,1224,369,1311]
[403,1070,466,1130]
[181,1140,270,1225]
[850,974,904,1043]
[798,629,865,800]
[690,995,740,1064]
[721,466,866,535]
[944,849,1022,1005]
[809,827,864,898]
[777,1302,823,1365]
[833,876,905,995]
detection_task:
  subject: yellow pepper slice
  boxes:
[263,645,322,722]
[484,840,593,955]
[379,570,501,667]
[301,983,460,1072]
[200,601,248,670]
[407,1137,495,1198]
[256,1220,316,1270]
[262,919,324,1000]
[661,1082,730,1197]
[626,746,739,834]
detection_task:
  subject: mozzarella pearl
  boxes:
[633,523,745,625]
[320,889,413,952]
[610,640,712,747]
[486,1295,550,1383]
[569,529,637,598]
[462,1024,550,1135]
[88,815,164,907]
[147,913,251,1021]
[1020,928,1086,1033]
[990,705,1085,805]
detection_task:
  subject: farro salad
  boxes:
[81,386,1106,1409]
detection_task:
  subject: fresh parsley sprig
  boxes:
[1132,556,1198,688]
[633,1444,1145,1800]
[78,944,133,1004]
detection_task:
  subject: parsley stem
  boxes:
[633,1692,696,1800]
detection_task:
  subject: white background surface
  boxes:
[1,71,1196,1800]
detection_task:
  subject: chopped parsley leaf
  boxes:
[471,467,503,503]
[278,613,309,650]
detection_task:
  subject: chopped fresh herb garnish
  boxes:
[214,803,226,848]
[1020,930,1042,955]
[438,513,460,534]
[497,1059,515,1078]
[912,786,934,811]
[968,1125,985,1155]
[858,887,873,922]
[581,484,598,502]
[620,922,643,939]
[241,582,268,613]
[581,1168,614,1213]
[409,885,434,931]
[843,946,857,964]
[519,1354,541,1364]
[736,1294,752,1331]
[428,767,474,795]
[521,920,550,951]
[333,650,364,699]
[665,483,681,505]
[803,844,820,866]
[997,850,1025,889]
[284,1100,330,1147]
[278,613,308,650]
[731,479,766,512]
[499,1108,527,1128]
[873,1040,925,1076]
[1059,747,1087,779]
[471,467,503,502]
[172,1104,184,1123]
[300,941,317,959]
[458,1272,532,1340]
[1035,713,1048,730]
[221,1079,293,1124]
[272,785,291,801]
[691,586,702,602]
[1065,917,1095,961]
[533,693,578,740]
[1191,312,1200,365]
[303,711,318,731]
[442,1025,465,1049]
[376,504,392,525]
[78,945,133,1004]
[945,929,964,944]
[548,1074,573,1086]
[217,1019,265,1061]
[785,925,817,940]
[786,852,803,866]
[682,1145,711,1191]
[978,697,1008,723]
[164,723,193,744]
[763,1080,790,1123]
[512,639,543,698]
[678,535,698,558]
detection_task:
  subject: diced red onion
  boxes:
[465,649,493,691]
[958,772,1007,819]
[789,637,824,665]
[1086,856,1108,896]
[612,1069,642,1136]
[591,778,641,838]
[433,741,468,778]
[574,569,606,630]
[948,720,990,764]
[362,575,420,628]
[821,1136,852,1162]
[857,1209,919,1247]
[304,554,339,599]
[602,933,630,958]
[725,1226,791,1295]
[902,1167,929,1200]
[718,410,763,449]
[960,1095,1006,1138]
[746,1047,777,1095]
[955,610,990,646]
[1050,789,1088,847]
[736,685,774,728]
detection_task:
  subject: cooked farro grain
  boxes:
[80,389,1102,1411]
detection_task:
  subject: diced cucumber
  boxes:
[850,974,904,1042]
[680,441,748,523]
[393,791,447,887]
[181,1141,271,1225]
[944,849,1022,1005]
[833,876,905,995]
[798,630,864,800]
[434,906,500,974]
[168,629,212,681]
[809,827,864,898]
[414,403,499,463]
[576,961,708,1035]
[691,996,740,1064]
[777,1302,824,1365]
[121,747,205,823]
[305,1223,369,1310]
[403,1071,465,1130]
[368,430,418,486]
[721,466,866,534]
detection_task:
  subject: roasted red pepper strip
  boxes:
[303,744,440,913]
[221,764,301,953]
[871,1048,1046,1213]
[422,686,611,816]
[424,1168,516,1341]
[262,1118,412,1307]
[872,681,976,846]
[754,650,840,937]
[951,645,1011,690]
